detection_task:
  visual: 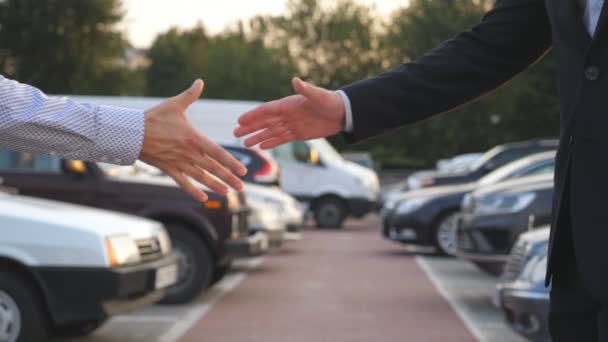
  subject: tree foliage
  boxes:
[0,0,139,95]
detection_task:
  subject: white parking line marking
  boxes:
[415,256,486,342]
[112,316,177,323]
[158,257,265,342]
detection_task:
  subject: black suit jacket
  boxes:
[342,0,608,298]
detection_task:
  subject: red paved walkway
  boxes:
[181,217,476,342]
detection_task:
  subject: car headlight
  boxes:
[395,198,430,215]
[520,252,548,284]
[105,235,141,267]
[475,192,536,214]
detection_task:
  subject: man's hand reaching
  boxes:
[234,78,346,149]
[140,80,247,202]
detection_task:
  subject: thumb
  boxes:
[175,79,204,108]
[293,77,326,103]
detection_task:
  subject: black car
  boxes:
[0,150,260,304]
[222,145,281,186]
[497,227,550,342]
[381,152,555,256]
[457,173,553,275]
[404,139,558,191]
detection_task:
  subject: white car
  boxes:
[244,183,304,232]
[0,189,177,341]
[246,197,286,249]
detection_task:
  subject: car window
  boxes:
[0,150,62,173]
[487,148,530,169]
[524,163,555,176]
[272,143,297,162]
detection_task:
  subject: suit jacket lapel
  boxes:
[592,0,608,41]
[565,0,593,49]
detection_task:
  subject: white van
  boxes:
[69,96,381,229]
[0,188,177,341]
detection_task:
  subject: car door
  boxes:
[0,150,100,206]
[271,141,324,199]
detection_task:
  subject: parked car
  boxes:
[0,188,178,341]
[222,144,281,186]
[457,174,554,275]
[270,139,380,228]
[244,183,304,232]
[436,153,483,173]
[0,150,260,304]
[247,197,286,249]
[381,152,555,256]
[497,227,550,342]
[405,139,558,191]
[69,96,381,229]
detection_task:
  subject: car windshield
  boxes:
[312,139,343,163]
[477,157,549,186]
[467,146,503,171]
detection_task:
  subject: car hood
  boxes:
[0,192,163,239]
[390,182,477,202]
[474,174,554,198]
[243,183,298,206]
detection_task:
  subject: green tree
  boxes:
[260,0,383,90]
[201,23,296,101]
[0,0,139,95]
[146,25,208,97]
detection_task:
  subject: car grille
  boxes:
[502,241,529,281]
[136,238,163,262]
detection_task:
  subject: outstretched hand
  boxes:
[234,78,346,149]
[140,80,247,202]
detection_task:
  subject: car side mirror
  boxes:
[65,160,87,176]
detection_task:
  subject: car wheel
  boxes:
[160,224,214,304]
[313,197,347,229]
[433,212,460,257]
[211,262,232,285]
[53,319,107,338]
[0,271,48,342]
[473,261,505,277]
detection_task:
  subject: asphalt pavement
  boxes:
[71,215,527,342]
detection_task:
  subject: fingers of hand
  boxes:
[166,169,209,202]
[193,154,243,192]
[181,162,230,196]
[195,135,247,179]
[259,131,297,150]
[176,79,204,109]
[292,77,326,103]
[235,101,282,137]
[244,124,292,147]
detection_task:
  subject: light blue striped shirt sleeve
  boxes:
[0,75,145,165]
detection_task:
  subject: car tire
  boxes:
[433,212,460,257]
[160,224,214,305]
[53,319,107,338]
[313,197,348,229]
[0,271,48,342]
[211,262,231,285]
[473,261,505,277]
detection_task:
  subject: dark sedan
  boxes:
[497,227,550,342]
[381,151,555,256]
[404,139,557,191]
[457,174,553,275]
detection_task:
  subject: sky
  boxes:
[122,0,406,48]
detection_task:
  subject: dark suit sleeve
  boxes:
[341,0,552,142]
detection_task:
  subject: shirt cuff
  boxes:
[336,90,354,132]
[88,105,145,165]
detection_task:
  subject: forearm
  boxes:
[341,0,552,141]
[0,75,144,164]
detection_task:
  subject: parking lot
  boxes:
[72,216,526,342]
